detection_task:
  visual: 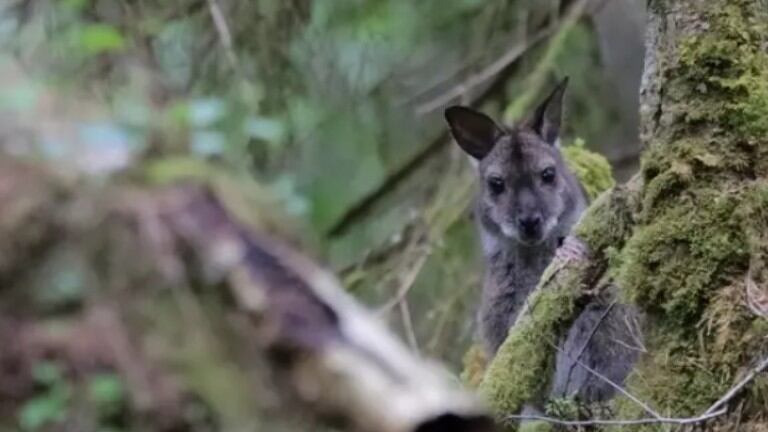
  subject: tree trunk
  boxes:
[480,0,768,429]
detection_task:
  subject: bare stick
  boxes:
[378,242,431,313]
[574,301,616,363]
[399,298,421,355]
[415,0,590,115]
[524,345,768,428]
[415,29,551,115]
[547,340,663,420]
[507,408,727,427]
[206,0,240,71]
[704,355,768,415]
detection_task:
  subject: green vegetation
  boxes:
[19,362,126,431]
[562,139,615,201]
[612,1,768,428]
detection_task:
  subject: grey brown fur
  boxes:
[445,80,641,411]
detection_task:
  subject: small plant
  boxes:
[18,361,127,431]
[19,362,70,431]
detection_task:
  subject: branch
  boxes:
[414,28,552,115]
[509,332,768,428]
[506,353,768,427]
[506,409,727,427]
[548,340,662,420]
[704,355,768,415]
[206,0,240,71]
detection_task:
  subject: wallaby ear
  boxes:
[526,77,569,146]
[444,106,503,160]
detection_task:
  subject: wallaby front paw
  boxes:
[555,236,589,263]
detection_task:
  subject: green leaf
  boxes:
[88,374,125,407]
[78,24,125,55]
[0,81,40,112]
[191,130,226,156]
[31,362,63,386]
[244,116,285,144]
[188,98,227,128]
[60,0,88,10]
[19,394,67,431]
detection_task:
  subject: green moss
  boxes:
[562,139,615,201]
[478,260,588,420]
[610,182,768,429]
[460,344,488,389]
[518,421,553,432]
[676,2,768,141]
[572,184,634,255]
[618,189,748,327]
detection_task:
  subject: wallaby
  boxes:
[445,79,641,413]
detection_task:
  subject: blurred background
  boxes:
[0,0,645,378]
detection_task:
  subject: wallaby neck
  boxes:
[475,186,585,354]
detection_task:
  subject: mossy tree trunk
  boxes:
[480,0,768,429]
[613,0,768,426]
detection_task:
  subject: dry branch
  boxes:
[506,352,768,427]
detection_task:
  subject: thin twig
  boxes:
[621,312,648,353]
[575,301,616,362]
[206,0,240,71]
[520,345,768,428]
[549,340,664,420]
[399,298,420,355]
[704,355,768,415]
[415,28,552,115]
[562,301,617,387]
[507,409,727,427]
[378,242,431,313]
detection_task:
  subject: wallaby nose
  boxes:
[518,216,542,236]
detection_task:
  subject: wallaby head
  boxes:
[445,78,583,247]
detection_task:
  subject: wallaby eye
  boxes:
[487,176,505,195]
[541,167,556,184]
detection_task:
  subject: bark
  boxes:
[480,0,768,430]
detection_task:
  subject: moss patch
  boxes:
[478,259,589,419]
[518,421,553,432]
[617,188,748,327]
[460,344,488,389]
[562,138,615,201]
[573,183,635,256]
